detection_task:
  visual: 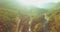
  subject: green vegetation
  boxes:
[0,1,60,32]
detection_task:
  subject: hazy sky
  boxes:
[0,0,60,8]
[15,0,60,8]
[16,0,60,5]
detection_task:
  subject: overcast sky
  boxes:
[18,0,60,5]
[0,0,60,8]
[15,0,60,8]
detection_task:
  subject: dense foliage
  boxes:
[0,1,60,32]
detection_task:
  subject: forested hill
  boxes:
[0,0,60,16]
[0,0,60,32]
